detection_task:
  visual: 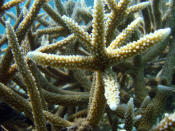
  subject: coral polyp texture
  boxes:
[0,0,175,130]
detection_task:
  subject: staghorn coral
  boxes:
[0,0,175,130]
[151,112,175,131]
[27,0,170,129]
[0,0,25,12]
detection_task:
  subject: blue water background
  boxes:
[0,0,94,49]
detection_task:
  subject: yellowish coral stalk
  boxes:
[16,0,48,42]
[27,52,96,70]
[105,0,118,11]
[108,28,171,62]
[6,21,47,131]
[108,17,143,50]
[0,0,25,11]
[0,82,72,128]
[43,111,72,127]
[36,34,76,53]
[92,0,106,57]
[86,71,106,126]
[36,26,65,35]
[0,82,33,120]
[105,0,130,44]
[62,15,93,52]
[126,2,150,15]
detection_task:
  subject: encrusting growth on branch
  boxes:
[102,68,120,111]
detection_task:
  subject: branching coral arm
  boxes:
[0,0,25,12]
[27,52,97,70]
[108,28,171,64]
[36,34,76,53]
[126,2,150,15]
[62,15,93,52]
[86,71,106,126]
[107,17,143,50]
[6,21,47,131]
[102,68,120,111]
[105,0,130,44]
[0,82,72,128]
[91,0,106,56]
[16,0,48,42]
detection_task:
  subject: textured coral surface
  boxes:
[0,0,175,131]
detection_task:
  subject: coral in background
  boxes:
[0,0,175,130]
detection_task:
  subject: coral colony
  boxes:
[0,0,175,130]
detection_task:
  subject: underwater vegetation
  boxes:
[0,0,175,130]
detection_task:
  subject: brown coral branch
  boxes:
[0,0,25,12]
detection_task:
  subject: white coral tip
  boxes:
[143,1,151,6]
[27,51,39,59]
[27,51,34,58]
[109,103,118,111]
[163,28,171,36]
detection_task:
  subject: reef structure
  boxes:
[0,0,175,130]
